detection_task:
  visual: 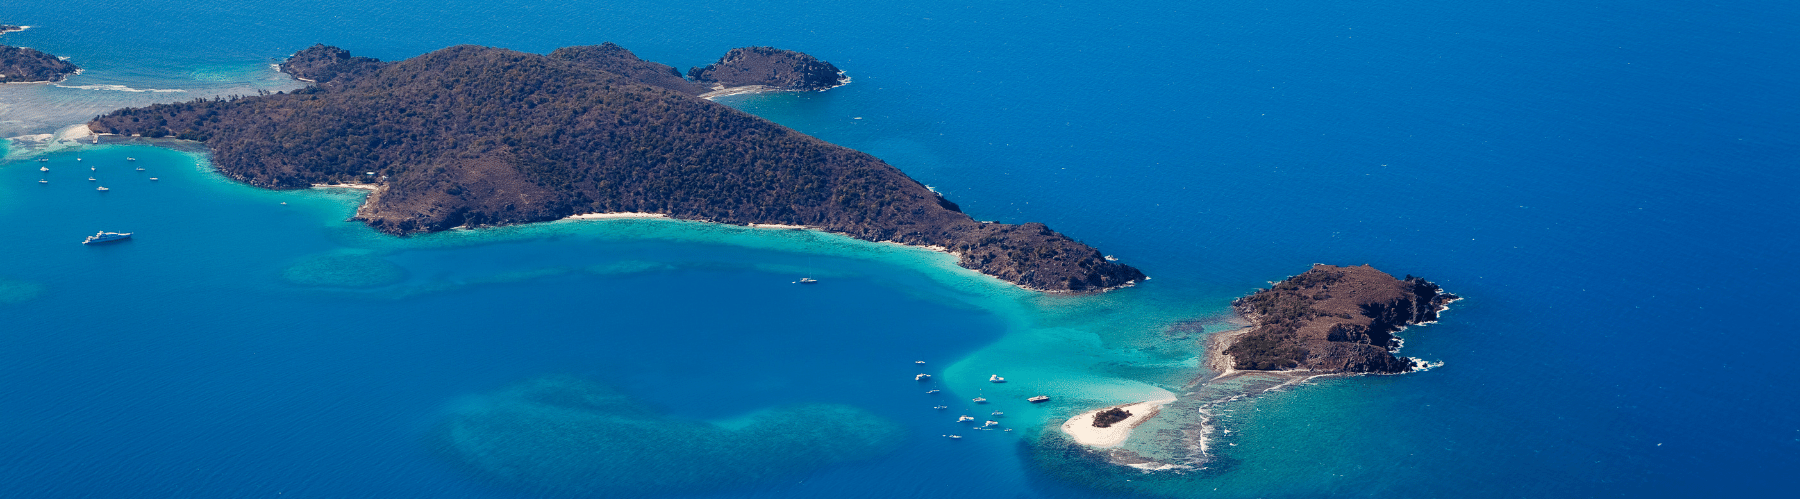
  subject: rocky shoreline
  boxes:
[1216,264,1459,375]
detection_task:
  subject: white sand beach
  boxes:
[1060,397,1177,448]
[309,183,380,191]
[563,212,668,220]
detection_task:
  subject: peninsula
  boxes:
[0,44,78,83]
[88,43,1144,292]
[1212,264,1458,374]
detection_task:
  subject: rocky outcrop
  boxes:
[687,46,845,92]
[0,45,77,83]
[278,44,387,88]
[87,44,1143,293]
[1220,264,1458,373]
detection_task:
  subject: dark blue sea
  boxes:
[2,1,1795,497]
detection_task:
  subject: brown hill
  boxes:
[1221,264,1458,373]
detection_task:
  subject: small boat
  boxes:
[280,202,287,205]
[915,373,931,381]
[991,411,1004,417]
[126,157,136,161]
[1028,395,1050,403]
[926,389,940,394]
[96,186,108,191]
[88,177,96,181]
[945,435,962,439]
[798,277,818,284]
[76,158,82,162]
[39,166,48,172]
[38,158,48,162]
[915,360,926,364]
[1104,255,1119,261]
[989,375,1005,383]
[983,421,1000,427]
[39,179,48,184]
[971,397,987,404]
[82,231,131,244]
[956,415,974,423]
[135,167,145,171]
[1004,429,1013,432]
[933,405,947,410]
[149,178,159,181]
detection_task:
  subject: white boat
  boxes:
[76,158,82,162]
[915,373,931,381]
[915,360,926,364]
[38,158,48,162]
[945,435,961,439]
[956,415,974,422]
[83,231,131,244]
[933,405,947,410]
[926,389,940,394]
[1028,395,1050,403]
[149,178,159,181]
[39,179,48,184]
[96,186,108,191]
[989,374,1005,383]
[40,166,48,172]
[991,411,1004,416]
[971,397,987,404]
[135,167,145,171]
[126,157,136,161]
[88,177,96,181]
[1104,255,1119,261]
[798,277,818,284]
[983,421,999,427]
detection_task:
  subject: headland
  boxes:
[0,44,78,84]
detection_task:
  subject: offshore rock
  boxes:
[0,45,78,83]
[1221,264,1459,373]
[687,46,846,92]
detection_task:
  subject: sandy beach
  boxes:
[1059,397,1177,448]
[697,85,776,100]
[563,212,669,220]
[309,183,380,191]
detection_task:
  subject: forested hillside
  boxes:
[89,44,1143,292]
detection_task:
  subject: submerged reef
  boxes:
[0,44,78,83]
[0,277,47,304]
[278,254,408,288]
[434,375,903,496]
[1217,264,1458,374]
[88,43,1144,292]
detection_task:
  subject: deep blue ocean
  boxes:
[2,1,1795,497]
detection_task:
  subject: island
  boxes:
[0,44,78,83]
[87,43,1145,293]
[1211,264,1459,375]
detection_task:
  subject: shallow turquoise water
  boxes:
[3,0,1797,497]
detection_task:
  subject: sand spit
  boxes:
[1060,397,1177,448]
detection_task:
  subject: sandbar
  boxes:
[1060,397,1176,448]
